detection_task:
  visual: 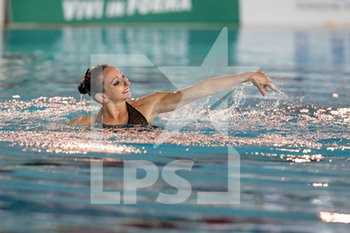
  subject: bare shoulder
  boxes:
[127,92,172,110]
[128,93,165,106]
[126,92,170,121]
[68,112,98,126]
[134,91,182,115]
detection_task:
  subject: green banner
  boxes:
[10,0,239,24]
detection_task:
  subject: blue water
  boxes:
[0,28,349,232]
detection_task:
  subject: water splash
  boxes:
[0,93,349,162]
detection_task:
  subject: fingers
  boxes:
[252,71,279,96]
[258,83,278,96]
[268,83,278,91]
[258,85,266,96]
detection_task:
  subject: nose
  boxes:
[124,78,130,86]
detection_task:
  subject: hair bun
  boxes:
[78,68,91,95]
[78,81,88,94]
[77,65,108,98]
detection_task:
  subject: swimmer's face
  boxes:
[101,66,131,103]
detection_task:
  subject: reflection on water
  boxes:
[0,94,349,161]
[0,28,349,232]
[0,94,349,232]
[319,211,350,224]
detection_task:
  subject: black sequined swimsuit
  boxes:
[94,101,148,127]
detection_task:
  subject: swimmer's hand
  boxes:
[247,71,278,96]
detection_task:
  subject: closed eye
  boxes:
[111,73,125,87]
[112,79,120,86]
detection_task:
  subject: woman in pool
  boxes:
[70,64,277,126]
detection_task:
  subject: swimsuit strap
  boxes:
[94,102,148,126]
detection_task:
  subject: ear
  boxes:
[95,93,109,104]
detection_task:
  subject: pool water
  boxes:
[0,28,349,232]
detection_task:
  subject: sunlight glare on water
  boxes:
[0,86,349,164]
[0,28,349,232]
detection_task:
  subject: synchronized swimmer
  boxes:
[69,64,278,126]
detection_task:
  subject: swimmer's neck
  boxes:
[102,100,128,122]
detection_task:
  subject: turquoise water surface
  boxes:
[0,28,349,232]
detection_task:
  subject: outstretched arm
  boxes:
[150,71,278,115]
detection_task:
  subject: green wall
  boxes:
[10,0,240,24]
